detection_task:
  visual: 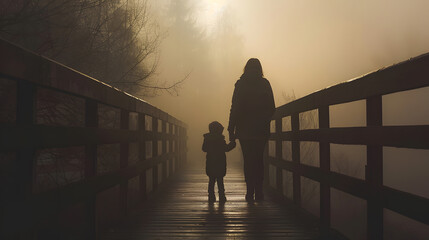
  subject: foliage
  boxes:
[0,0,180,96]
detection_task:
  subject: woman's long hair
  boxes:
[242,58,263,78]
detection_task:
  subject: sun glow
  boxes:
[196,0,228,32]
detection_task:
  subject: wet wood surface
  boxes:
[102,161,322,239]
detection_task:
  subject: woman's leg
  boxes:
[239,139,252,182]
[240,139,256,200]
[254,140,267,200]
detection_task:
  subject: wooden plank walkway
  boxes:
[102,161,323,239]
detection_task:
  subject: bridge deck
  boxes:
[102,161,324,239]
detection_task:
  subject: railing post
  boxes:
[275,118,283,192]
[16,80,36,198]
[120,110,129,216]
[169,123,174,176]
[319,106,331,236]
[181,127,188,167]
[264,121,270,188]
[139,113,147,200]
[4,80,37,238]
[162,120,167,181]
[177,126,181,171]
[177,126,183,171]
[152,118,159,191]
[175,126,180,172]
[171,126,175,173]
[291,113,301,206]
[366,96,383,240]
[85,99,98,240]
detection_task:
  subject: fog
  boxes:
[143,1,429,238]
[146,0,429,162]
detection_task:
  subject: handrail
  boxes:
[0,38,187,238]
[266,53,429,240]
[0,38,186,127]
[274,52,429,119]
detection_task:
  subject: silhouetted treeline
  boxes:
[0,0,175,95]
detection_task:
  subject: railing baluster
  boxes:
[85,99,98,240]
[120,109,129,216]
[366,96,383,240]
[169,123,174,176]
[182,127,188,168]
[16,80,36,198]
[162,120,167,181]
[176,126,180,172]
[291,113,301,206]
[318,106,331,236]
[176,127,184,172]
[139,113,147,200]
[176,126,181,171]
[275,118,283,192]
[152,117,159,191]
[4,80,37,238]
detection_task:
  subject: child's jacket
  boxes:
[202,132,235,177]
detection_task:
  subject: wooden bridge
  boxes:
[1,38,429,239]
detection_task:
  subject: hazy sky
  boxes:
[149,0,429,106]
[229,0,429,96]
[147,0,429,162]
[190,0,429,93]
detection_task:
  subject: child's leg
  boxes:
[208,176,216,195]
[208,177,216,202]
[217,177,226,202]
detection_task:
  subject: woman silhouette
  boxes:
[228,58,275,201]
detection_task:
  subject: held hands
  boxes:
[228,131,236,142]
[226,139,236,151]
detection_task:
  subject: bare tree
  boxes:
[0,0,183,96]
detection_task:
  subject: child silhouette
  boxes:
[202,121,236,202]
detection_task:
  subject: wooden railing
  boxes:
[0,39,187,239]
[265,53,429,239]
